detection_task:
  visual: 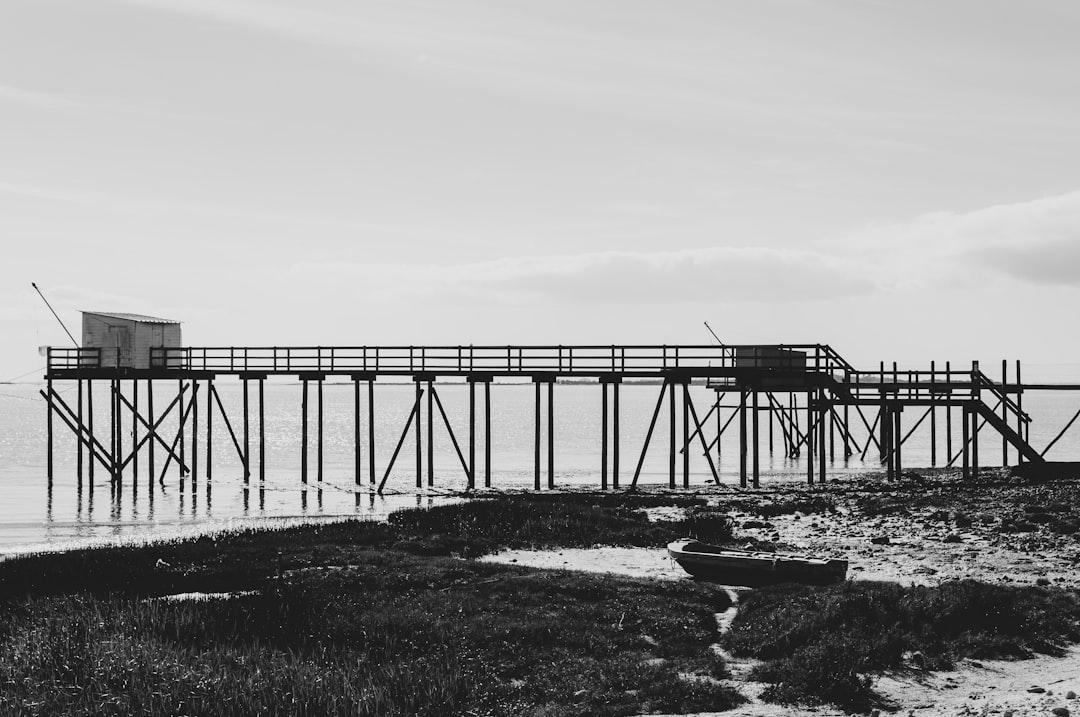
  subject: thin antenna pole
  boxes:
[31,283,78,348]
[703,321,725,347]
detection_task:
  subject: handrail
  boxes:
[42,343,851,374]
[972,368,1031,423]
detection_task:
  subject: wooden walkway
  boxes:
[42,343,1079,494]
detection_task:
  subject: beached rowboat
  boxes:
[667,539,847,587]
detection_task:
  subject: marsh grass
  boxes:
[0,495,745,716]
[724,579,1080,712]
[0,552,740,716]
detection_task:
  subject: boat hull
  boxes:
[668,540,847,587]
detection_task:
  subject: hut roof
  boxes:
[82,311,180,325]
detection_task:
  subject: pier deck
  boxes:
[41,343,1080,493]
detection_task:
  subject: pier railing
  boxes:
[131,344,849,376]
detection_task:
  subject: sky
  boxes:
[3,0,1080,381]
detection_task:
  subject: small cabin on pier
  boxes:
[81,311,181,369]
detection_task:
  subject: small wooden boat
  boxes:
[667,539,847,587]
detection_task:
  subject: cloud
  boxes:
[0,85,80,110]
[292,247,874,306]
[833,189,1080,290]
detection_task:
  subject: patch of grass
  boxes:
[0,496,733,600]
[387,497,732,555]
[724,579,1080,712]
[0,551,742,716]
[728,495,836,518]
[0,495,749,715]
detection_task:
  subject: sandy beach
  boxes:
[482,474,1080,716]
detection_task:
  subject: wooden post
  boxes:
[945,360,953,465]
[893,405,902,478]
[807,391,814,485]
[682,381,690,489]
[717,390,723,460]
[111,379,119,484]
[204,379,211,481]
[146,379,155,485]
[415,378,423,489]
[534,378,541,491]
[1001,359,1009,467]
[601,380,608,490]
[817,391,826,483]
[768,392,774,455]
[843,402,851,459]
[1016,360,1024,466]
[243,378,250,483]
[129,379,139,486]
[87,380,95,489]
[612,379,620,489]
[177,379,184,480]
[962,404,970,480]
[884,403,894,481]
[368,379,376,485]
[485,380,492,488]
[548,379,555,490]
[190,379,197,488]
[469,379,476,490]
[301,379,308,484]
[929,360,937,466]
[76,378,83,485]
[972,360,980,479]
[827,390,834,463]
[46,377,53,482]
[427,379,434,487]
[669,379,676,489]
[259,378,266,482]
[751,389,760,489]
[738,389,748,488]
[317,378,324,483]
[354,377,361,485]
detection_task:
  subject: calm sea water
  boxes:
[3,369,1080,553]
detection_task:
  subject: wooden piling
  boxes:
[354,377,361,485]
[930,360,937,466]
[534,379,541,491]
[612,379,620,489]
[415,378,423,489]
[301,379,308,484]
[177,379,184,480]
[751,389,760,488]
[147,379,155,485]
[469,379,476,490]
[259,378,266,482]
[76,378,83,484]
[601,380,608,490]
[190,379,197,487]
[317,377,324,483]
[427,379,434,487]
[972,361,980,479]
[738,389,748,488]
[368,379,376,485]
[548,379,555,490]
[1001,359,1008,467]
[46,377,53,482]
[818,391,827,483]
[204,379,211,481]
[88,380,95,488]
[243,378,250,483]
[1016,360,1024,465]
[669,379,676,489]
[962,404,970,480]
[893,405,902,478]
[682,381,690,489]
[485,380,492,488]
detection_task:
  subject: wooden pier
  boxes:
[42,343,1080,493]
